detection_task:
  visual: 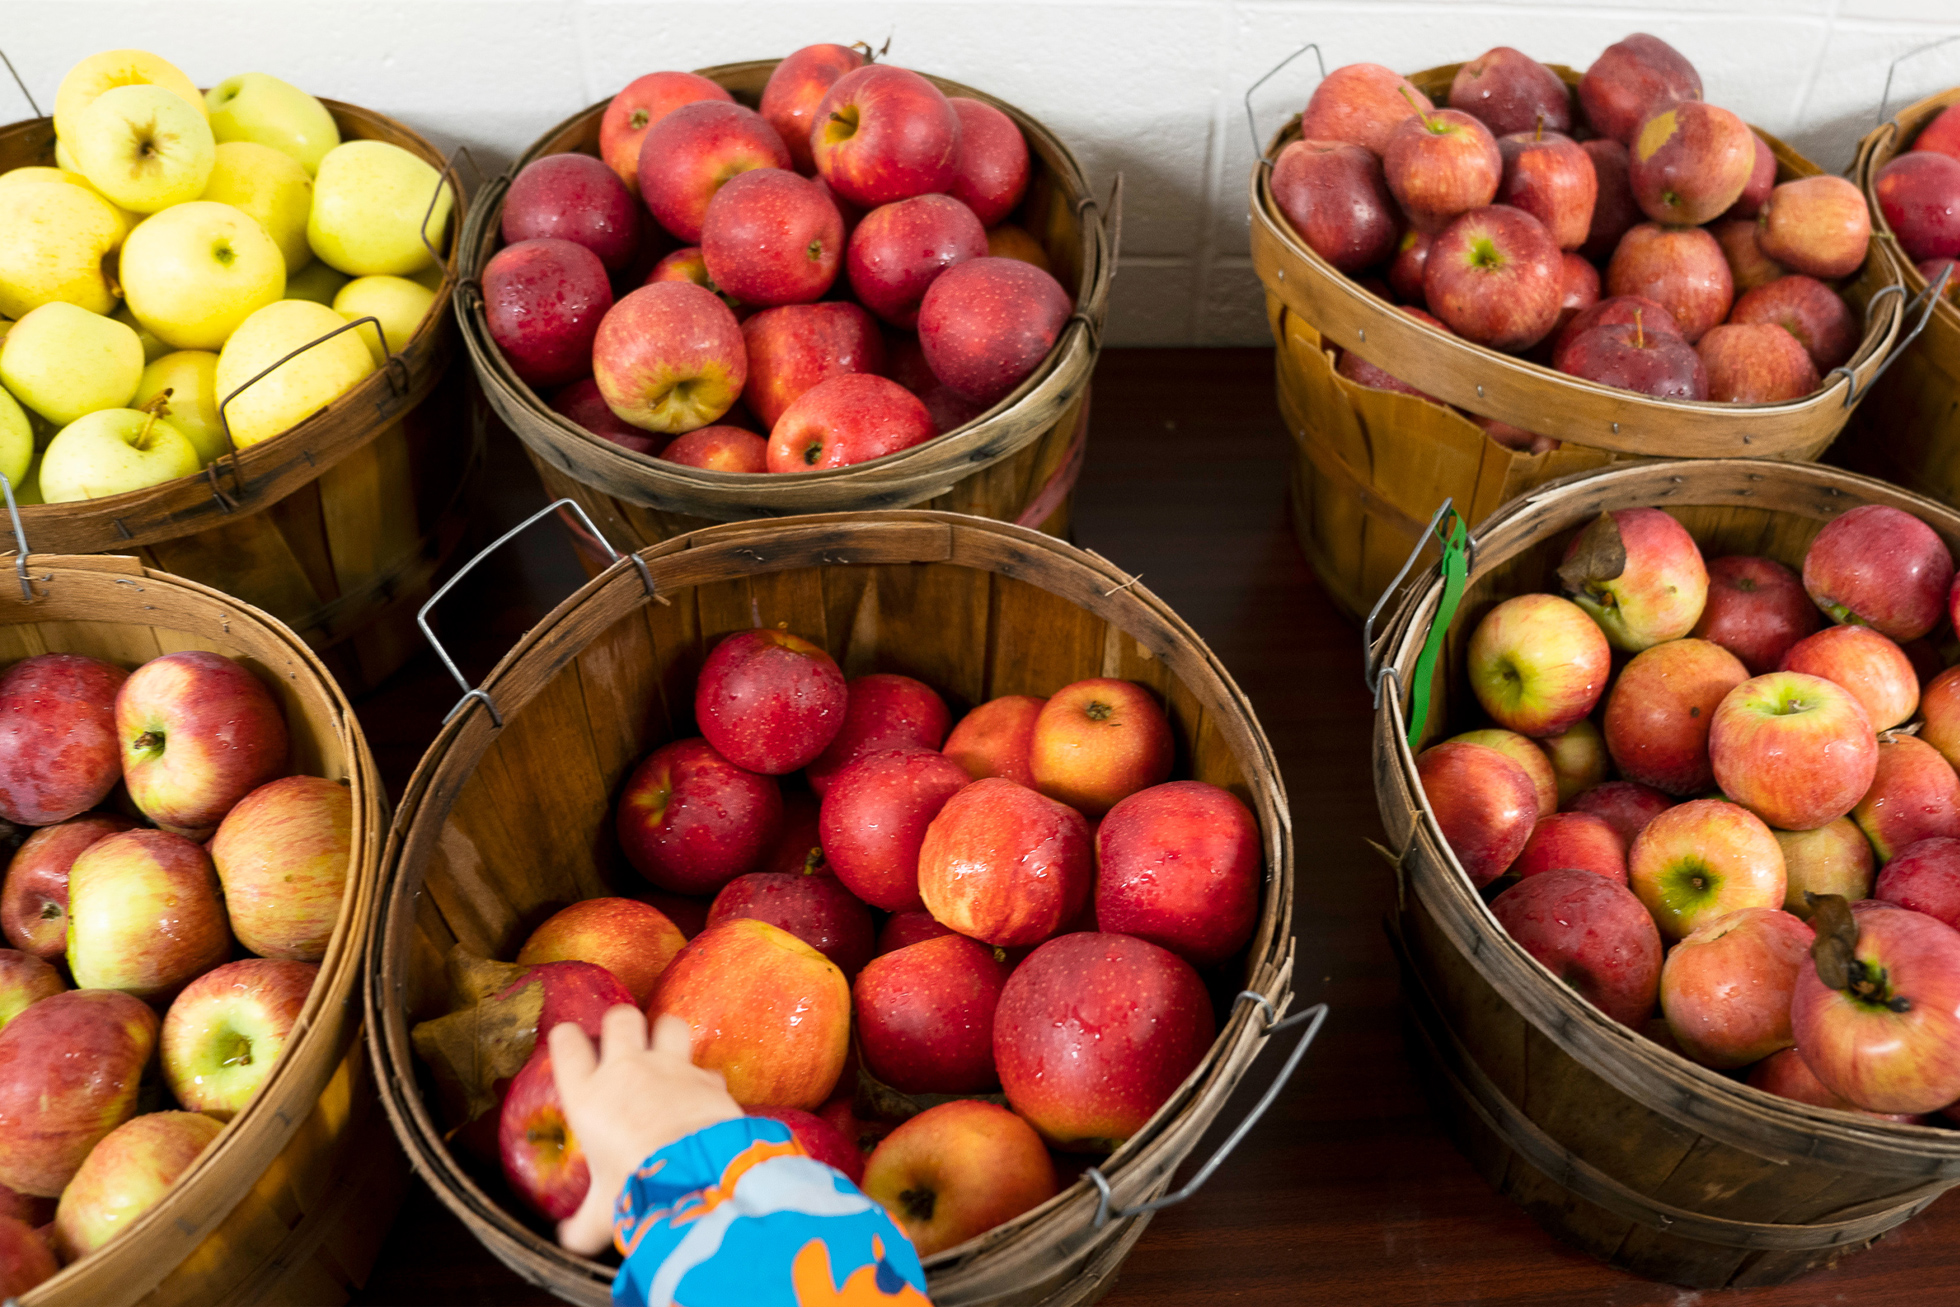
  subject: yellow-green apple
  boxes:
[1512,811,1628,883]
[1579,138,1640,263]
[702,168,845,306]
[811,66,959,209]
[1465,593,1611,736]
[1,814,134,960]
[1855,735,1960,863]
[200,141,314,274]
[746,1105,864,1183]
[207,775,350,962]
[885,332,987,434]
[1730,276,1858,372]
[1660,906,1812,1068]
[1301,64,1429,157]
[1778,625,1917,730]
[1876,837,1960,932]
[205,72,340,175]
[1711,217,1786,293]
[1690,555,1819,675]
[52,1109,222,1259]
[68,85,214,213]
[695,628,846,774]
[739,302,884,431]
[214,298,375,447]
[1724,132,1777,220]
[649,918,850,1109]
[1748,1047,1922,1123]
[708,872,875,978]
[0,301,144,426]
[995,932,1213,1150]
[1710,672,1876,831]
[1874,153,1960,263]
[1777,818,1875,918]
[1566,780,1674,846]
[1539,719,1608,805]
[516,897,687,1005]
[806,674,950,797]
[1269,139,1401,274]
[1490,867,1662,1027]
[846,194,987,327]
[1603,638,1748,794]
[54,50,205,142]
[498,1046,588,1220]
[659,425,763,470]
[616,737,783,894]
[1628,101,1753,226]
[483,237,613,389]
[637,102,791,243]
[948,97,1029,227]
[917,256,1070,407]
[1791,897,1960,1114]
[1415,741,1538,887]
[765,371,937,471]
[1578,33,1701,146]
[117,649,291,838]
[1444,729,1556,815]
[132,350,226,464]
[334,275,435,367]
[1423,204,1562,350]
[1605,223,1733,343]
[1804,503,1953,641]
[159,957,317,1117]
[502,153,640,274]
[1560,507,1709,652]
[1757,176,1871,281]
[67,829,231,1001]
[0,653,125,827]
[592,282,746,434]
[1924,667,1960,771]
[0,988,157,1196]
[549,377,663,455]
[0,388,27,491]
[1629,798,1786,941]
[599,71,732,191]
[284,258,349,305]
[853,935,1006,1095]
[1558,311,1708,398]
[943,695,1045,787]
[1551,293,1682,370]
[39,405,202,501]
[1384,103,1502,235]
[0,1215,54,1295]
[115,302,172,364]
[308,140,453,276]
[861,1099,1056,1255]
[1697,322,1819,402]
[0,180,124,319]
[918,778,1091,946]
[1027,677,1174,816]
[1095,781,1260,966]
[0,951,64,1033]
[120,197,289,350]
[1449,47,1570,137]
[0,164,139,246]
[1496,128,1596,250]
[760,45,865,175]
[878,910,956,957]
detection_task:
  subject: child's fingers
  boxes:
[546,1021,599,1093]
[597,1003,648,1062]
[557,1184,615,1258]
[650,1012,695,1061]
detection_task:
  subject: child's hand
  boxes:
[548,1006,741,1256]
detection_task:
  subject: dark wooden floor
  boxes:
[350,348,1959,1306]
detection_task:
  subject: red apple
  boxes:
[67,830,231,1002]
[661,425,766,472]
[1466,593,1610,736]
[498,1047,588,1220]
[882,331,987,434]
[1776,818,1875,918]
[1603,638,1748,794]
[1856,735,1960,863]
[52,1109,223,1260]
[1495,127,1597,251]
[1873,152,1960,263]
[515,897,687,1005]
[806,674,951,797]
[1512,811,1628,883]
[760,788,826,879]
[1876,836,1960,933]
[854,934,1007,1095]
[1710,671,1877,831]
[549,378,663,456]
[1697,322,1820,402]
[811,65,960,208]
[1270,139,1402,274]
[0,654,126,828]
[506,959,637,1046]
[1748,1046,1921,1123]
[943,694,1044,787]
[599,71,732,192]
[1578,33,1703,146]
[846,193,988,329]
[948,97,1029,227]
[1757,175,1871,281]
[204,774,349,964]
[1474,415,1556,454]
[0,989,157,1197]
[158,957,317,1117]
[1567,780,1674,846]
[745,304,885,433]
[1914,104,1960,162]
[1334,312,1445,399]
[1550,251,1601,339]
[860,1099,1057,1255]
[0,951,63,1032]
[637,101,790,244]
[0,1215,53,1295]
[1446,728,1557,816]
[1560,507,1709,652]
[644,244,742,308]
[760,44,866,175]
[592,282,746,434]
[1558,315,1709,399]
[483,237,614,389]
[616,737,783,894]
[918,778,1091,947]
[1803,503,1954,640]
[1384,104,1502,235]
[1422,203,1562,350]
[1027,678,1174,816]
[1729,276,1858,373]
[822,748,971,913]
[1922,666,1960,772]
[1628,100,1755,226]
[707,872,875,978]
[1552,294,1681,371]
[1778,624,1917,730]
[1579,138,1640,264]
[502,152,640,274]
[699,168,843,306]
[917,256,1072,407]
[1629,798,1786,940]
[1605,222,1733,343]
[1095,781,1260,967]
[1661,906,1812,1069]
[696,628,846,775]
[1723,132,1779,220]
[765,372,937,472]
[1415,741,1537,887]
[1540,718,1609,805]
[1490,867,1662,1027]
[747,1105,864,1184]
[1298,63,1429,157]
[1449,47,1571,137]
[1387,228,1431,301]
[1,814,133,961]
[1710,217,1786,294]
[1691,555,1821,674]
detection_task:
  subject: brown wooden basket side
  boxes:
[368,512,1296,1307]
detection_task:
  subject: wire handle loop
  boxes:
[1363,499,1464,704]
[0,47,37,118]
[418,143,481,269]
[0,473,31,602]
[1829,265,1949,409]
[1880,34,1960,127]
[1245,42,1327,158]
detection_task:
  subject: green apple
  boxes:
[307,140,452,276]
[133,351,226,465]
[283,260,350,306]
[121,201,286,351]
[0,167,138,248]
[410,262,446,292]
[40,405,202,501]
[201,142,314,273]
[215,299,373,448]
[0,303,144,426]
[334,275,436,365]
[68,85,216,214]
[53,49,207,145]
[114,304,172,363]
[0,387,32,491]
[206,73,341,176]
[0,181,124,318]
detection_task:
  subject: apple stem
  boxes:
[1534,112,1545,142]
[1397,84,1435,130]
[1632,309,1645,351]
[132,730,163,753]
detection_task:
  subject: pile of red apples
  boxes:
[1874,102,1960,291]
[1272,33,1872,444]
[1419,501,1960,1123]
[0,650,352,1296]
[484,43,1074,475]
[427,629,1260,1259]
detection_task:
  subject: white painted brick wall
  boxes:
[6,1,1960,345]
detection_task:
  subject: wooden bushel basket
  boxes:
[456,58,1114,554]
[1371,459,1960,1289]
[0,548,400,1306]
[1248,57,1911,624]
[366,508,1311,1306]
[0,98,479,696]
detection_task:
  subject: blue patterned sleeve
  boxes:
[610,1117,930,1307]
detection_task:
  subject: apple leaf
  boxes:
[445,944,529,1008]
[1807,892,1858,992]
[1556,512,1627,595]
[410,947,546,1130]
[851,1048,1007,1123]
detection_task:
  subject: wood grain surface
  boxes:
[349,348,1959,1306]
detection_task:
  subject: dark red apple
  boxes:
[1628,100,1755,226]
[765,372,937,472]
[1558,315,1709,399]
[600,71,733,192]
[846,194,988,328]
[1387,228,1430,301]
[699,167,843,306]
[947,97,1029,227]
[811,65,960,208]
[616,737,782,894]
[748,1105,864,1184]
[1384,103,1502,234]
[1335,345,1439,402]
[549,378,662,456]
[740,301,884,429]
[1757,176,1872,281]
[1578,138,1640,264]
[637,101,791,243]
[917,777,1091,947]
[1496,127,1597,251]
[917,257,1071,406]
[1490,867,1663,1027]
[1551,293,1680,372]
[1,814,133,960]
[502,152,640,274]
[1803,503,1954,640]
[1697,323,1820,403]
[1690,555,1820,674]
[707,872,875,977]
[1730,276,1858,373]
[1873,152,1960,263]
[484,238,614,389]
[1512,811,1628,883]
[1914,105,1960,162]
[821,747,971,912]
[1449,47,1571,137]
[696,628,846,774]
[1095,780,1260,967]
[660,425,766,472]
[1298,63,1429,157]
[1270,139,1402,274]
[883,333,986,434]
[1421,204,1562,350]
[1567,780,1674,846]
[806,674,952,797]
[1710,217,1786,293]
[1415,740,1537,887]
[1552,251,1601,341]
[1578,33,1703,146]
[0,654,126,828]
[1722,132,1777,220]
[1604,222,1733,343]
[878,910,956,956]
[1877,837,1960,933]
[759,44,866,175]
[854,933,1007,1094]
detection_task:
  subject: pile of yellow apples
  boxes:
[0,49,455,504]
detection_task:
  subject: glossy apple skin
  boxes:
[696,628,847,775]
[1549,252,1601,343]
[811,66,960,209]
[498,1047,588,1220]
[1558,319,1708,399]
[822,748,971,913]
[853,933,1007,1095]
[1387,229,1430,301]
[765,371,936,472]
[918,256,1072,408]
[1690,555,1820,675]
[616,738,782,895]
[1776,819,1875,918]
[1095,781,1260,967]
[1421,203,1563,350]
[1791,902,1960,1114]
[52,1109,224,1261]
[1566,781,1674,847]
[599,71,732,191]
[1384,107,1502,235]
[1490,868,1662,1028]
[994,932,1213,1151]
[661,425,766,472]
[846,193,989,331]
[1876,836,1960,933]
[878,910,956,957]
[593,281,747,434]
[1299,63,1429,156]
[1564,507,1709,653]
[0,989,158,1197]
[158,956,317,1119]
[1270,139,1401,274]
[1415,742,1538,888]
[918,778,1091,947]
[1026,678,1174,817]
[1730,276,1858,373]
[740,302,884,431]
[1757,175,1871,281]
[1875,152,1960,263]
[549,377,663,455]
[1914,104,1960,162]
[707,872,875,978]
[746,1105,864,1184]
[118,650,290,839]
[1552,294,1681,372]
[1722,132,1778,220]
[1512,812,1628,883]
[943,695,1044,787]
[1465,593,1610,736]
[883,333,986,435]
[509,960,636,1047]
[1603,638,1748,795]
[0,654,126,827]
[1856,735,1960,864]
[1803,503,1954,641]
[67,830,232,1003]
[760,45,865,175]
[947,97,1029,227]
[1628,101,1755,226]
[1660,906,1813,1068]
[1446,729,1557,816]
[861,1099,1057,1256]
[502,152,639,274]
[1449,47,1570,137]
[1628,798,1787,941]
[0,1214,54,1295]
[1778,624,1917,731]
[0,951,64,1032]
[1605,223,1733,344]
[1711,217,1786,294]
[1710,672,1877,832]
[1578,33,1703,146]
[636,101,791,244]
[1539,719,1608,805]
[649,918,850,1110]
[1748,1046,1922,1123]
[699,167,843,307]
[1,814,134,960]
[516,897,687,1005]
[806,674,951,797]
[1579,139,1641,264]
[1921,666,1960,772]
[1697,323,1819,403]
[482,237,614,389]
[208,774,351,963]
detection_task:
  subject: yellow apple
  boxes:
[201,142,314,273]
[0,181,123,318]
[114,304,172,363]
[40,406,202,501]
[69,85,216,214]
[53,50,207,145]
[0,387,32,490]
[215,300,373,447]
[307,140,453,276]
[54,141,83,174]
[283,260,350,306]
[0,167,138,247]
[121,201,285,350]
[206,73,341,176]
[133,351,225,465]
[0,303,144,426]
[334,275,436,365]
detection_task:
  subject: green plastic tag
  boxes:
[1406,513,1469,750]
